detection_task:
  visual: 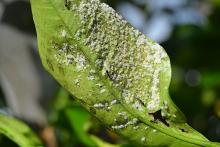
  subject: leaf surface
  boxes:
[30,0,220,146]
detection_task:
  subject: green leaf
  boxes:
[30,0,220,146]
[0,114,43,147]
[49,88,95,146]
[65,104,97,146]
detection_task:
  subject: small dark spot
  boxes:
[23,132,30,137]
[64,0,71,10]
[76,98,87,106]
[149,110,170,127]
[89,107,96,114]
[180,128,185,132]
[137,98,145,106]
[179,128,188,133]
[106,70,113,80]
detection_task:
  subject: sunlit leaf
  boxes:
[30,0,220,146]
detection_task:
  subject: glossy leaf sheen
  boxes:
[31,0,220,146]
[0,114,43,147]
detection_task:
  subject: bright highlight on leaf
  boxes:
[30,0,220,146]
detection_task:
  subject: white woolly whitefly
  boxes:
[136,34,147,47]
[111,125,125,130]
[118,112,126,116]
[153,129,157,133]
[64,0,171,116]
[100,88,106,94]
[74,78,80,86]
[62,43,68,51]
[144,126,149,130]
[141,137,146,142]
[61,29,67,37]
[74,53,87,71]
[147,100,158,111]
[94,103,105,108]
[88,75,95,81]
[111,100,117,105]
[132,101,144,111]
[133,125,139,130]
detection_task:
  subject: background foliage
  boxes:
[0,0,219,146]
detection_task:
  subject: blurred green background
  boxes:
[0,0,219,146]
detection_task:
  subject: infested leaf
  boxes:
[30,0,220,146]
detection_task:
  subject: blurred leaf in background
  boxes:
[0,114,43,147]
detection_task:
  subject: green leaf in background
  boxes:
[0,114,43,147]
[201,72,220,88]
[49,88,93,146]
[30,0,220,146]
[65,103,96,146]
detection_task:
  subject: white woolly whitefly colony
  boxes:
[53,27,89,71]
[44,0,185,145]
[111,117,139,130]
[52,0,171,141]
[70,0,169,112]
